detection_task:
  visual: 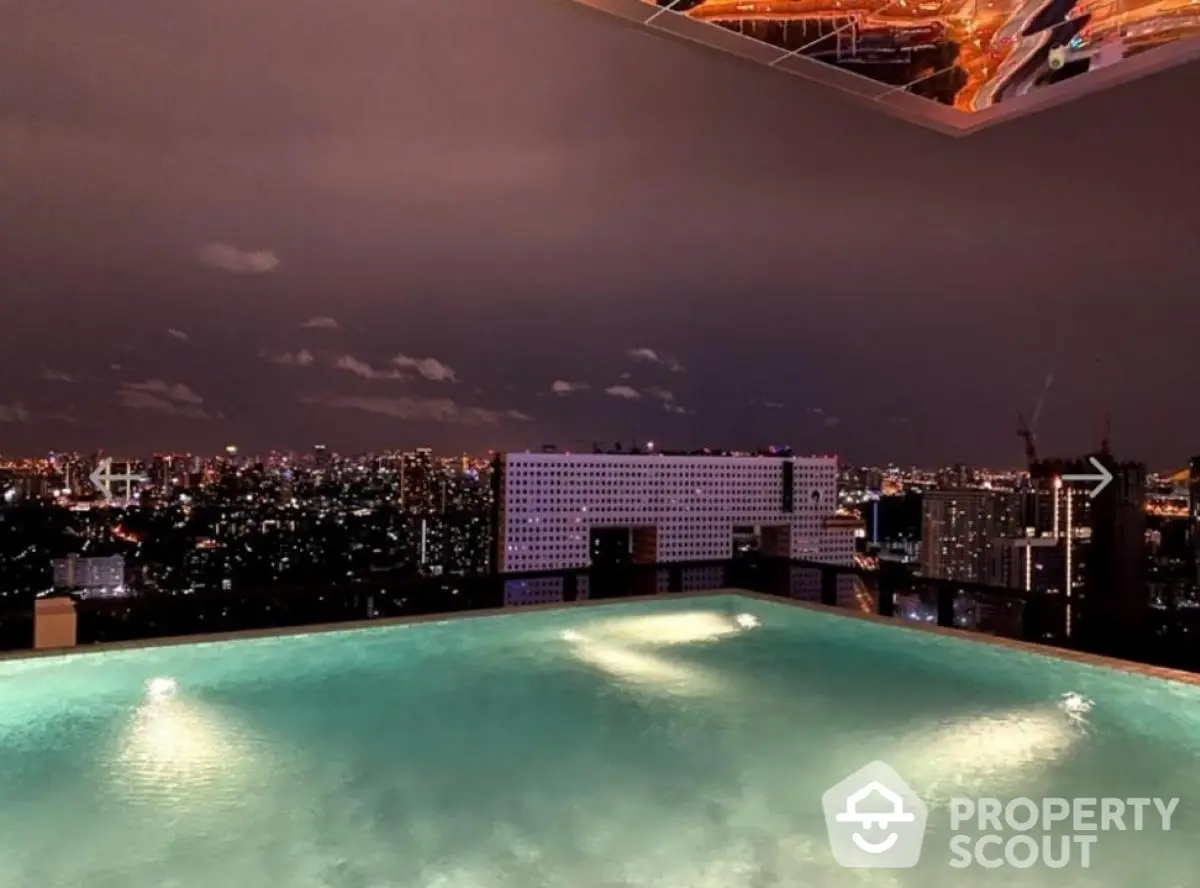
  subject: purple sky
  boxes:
[2,0,1199,467]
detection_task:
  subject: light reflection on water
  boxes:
[113,685,257,804]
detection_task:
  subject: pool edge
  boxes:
[734,590,1200,689]
[0,591,730,663]
[7,588,1198,690]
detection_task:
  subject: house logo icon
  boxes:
[821,760,929,868]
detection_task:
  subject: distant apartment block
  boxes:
[920,489,1023,583]
[986,537,1066,596]
[1029,453,1146,648]
[491,451,858,606]
[51,554,126,598]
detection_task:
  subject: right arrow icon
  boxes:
[1061,456,1114,499]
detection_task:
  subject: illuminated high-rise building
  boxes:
[51,554,127,598]
[919,489,1023,583]
[1029,451,1146,653]
[314,444,331,469]
[493,450,853,571]
[986,537,1066,595]
[491,450,858,605]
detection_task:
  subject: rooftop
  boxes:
[572,0,1200,133]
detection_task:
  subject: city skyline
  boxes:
[3,438,1197,670]
[3,1,1199,466]
[0,442,1195,476]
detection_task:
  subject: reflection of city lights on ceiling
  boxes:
[677,0,1200,117]
[735,613,761,629]
[561,630,584,642]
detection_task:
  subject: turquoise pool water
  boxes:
[1,595,1198,887]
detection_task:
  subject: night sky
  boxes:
[3,0,1199,467]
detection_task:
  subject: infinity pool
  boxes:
[1,594,1197,887]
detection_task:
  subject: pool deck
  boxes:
[4,588,1199,688]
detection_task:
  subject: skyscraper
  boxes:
[1029,451,1146,655]
[490,450,860,605]
[986,537,1066,595]
[313,444,331,469]
[51,554,126,598]
[492,451,854,572]
[919,489,1023,582]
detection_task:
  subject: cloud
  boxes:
[663,403,689,415]
[605,384,640,399]
[166,327,189,341]
[627,347,684,372]
[41,369,75,383]
[0,403,31,423]
[330,351,457,383]
[392,353,457,382]
[334,354,403,380]
[302,316,338,329]
[46,410,83,424]
[121,379,203,404]
[551,380,589,395]
[262,349,315,366]
[116,380,209,418]
[805,406,840,427]
[890,416,912,425]
[198,242,280,274]
[644,387,674,402]
[305,394,532,425]
[760,399,785,409]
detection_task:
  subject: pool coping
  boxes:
[732,590,1200,689]
[0,593,693,663]
[4,588,1199,688]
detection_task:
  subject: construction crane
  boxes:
[1016,368,1056,467]
[1016,414,1037,466]
[1095,356,1111,456]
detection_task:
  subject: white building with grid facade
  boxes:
[493,452,855,575]
[50,554,127,598]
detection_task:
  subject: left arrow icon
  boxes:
[88,462,107,491]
